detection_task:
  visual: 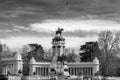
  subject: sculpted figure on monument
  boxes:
[56,27,64,36]
[52,27,65,42]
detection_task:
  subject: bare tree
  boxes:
[98,30,120,76]
[2,44,12,55]
[21,45,32,57]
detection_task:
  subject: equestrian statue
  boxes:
[56,27,64,36]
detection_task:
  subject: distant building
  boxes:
[0,28,100,79]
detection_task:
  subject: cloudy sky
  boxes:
[1,0,120,51]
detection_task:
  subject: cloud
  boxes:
[0,36,97,51]
[0,0,120,26]
[13,26,31,30]
[30,19,120,31]
[12,28,21,32]
[1,0,120,50]
[4,30,12,32]
[0,18,120,39]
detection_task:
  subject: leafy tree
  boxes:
[79,41,101,62]
[23,43,45,63]
[22,43,45,75]
[98,31,120,76]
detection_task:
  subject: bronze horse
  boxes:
[56,27,64,36]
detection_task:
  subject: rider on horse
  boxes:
[56,27,64,36]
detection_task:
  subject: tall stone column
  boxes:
[40,67,41,76]
[44,67,46,77]
[52,46,56,57]
[63,46,66,55]
[9,65,11,73]
[86,67,88,76]
[1,66,5,75]
[73,67,75,75]
[5,66,7,75]
[58,46,61,56]
[41,67,43,76]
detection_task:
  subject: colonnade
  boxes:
[36,67,49,76]
[1,63,22,75]
[68,67,93,76]
[0,53,23,75]
[52,45,65,57]
[29,58,99,77]
[2,64,15,75]
[35,66,93,77]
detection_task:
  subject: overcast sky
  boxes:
[1,0,120,51]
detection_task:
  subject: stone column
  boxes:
[76,68,77,76]
[10,65,11,73]
[85,67,87,75]
[5,66,7,75]
[45,67,46,77]
[13,65,15,74]
[77,67,79,76]
[75,68,76,75]
[63,46,65,55]
[43,67,45,76]
[46,67,48,76]
[70,68,72,75]
[42,67,43,76]
[57,46,61,56]
[35,67,37,75]
[73,67,75,75]
[1,66,5,75]
[52,46,56,57]
[91,67,93,76]
[42,67,44,76]
[44,67,46,77]
[38,67,39,75]
[11,65,13,74]
[72,68,73,75]
[89,67,91,76]
[60,46,63,56]
[86,67,88,76]
[6,66,9,75]
[56,46,58,56]
[40,67,41,76]
[69,68,71,74]
[74,68,76,75]
[41,67,42,76]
